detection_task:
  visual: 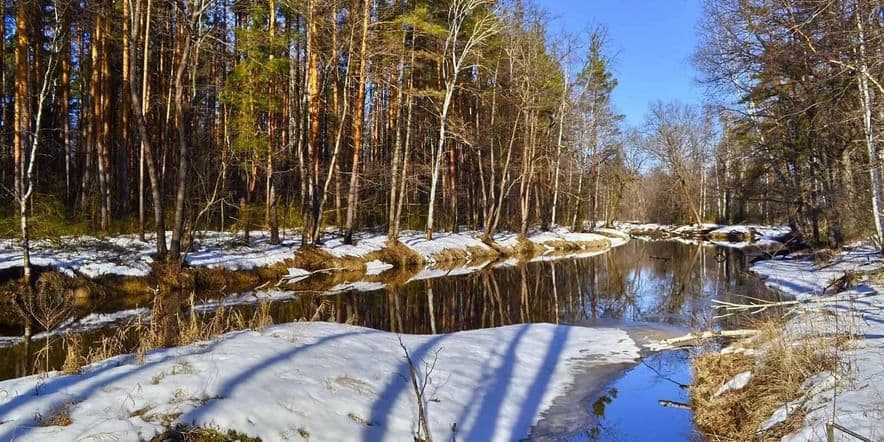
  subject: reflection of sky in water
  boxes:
[588,350,701,441]
[531,239,768,441]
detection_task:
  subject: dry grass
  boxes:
[691,317,842,441]
[37,401,76,427]
[513,238,544,258]
[366,240,425,268]
[52,285,276,372]
[150,425,262,442]
[291,246,364,272]
[62,333,84,374]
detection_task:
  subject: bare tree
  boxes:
[16,1,65,281]
[426,0,498,240]
[643,102,711,226]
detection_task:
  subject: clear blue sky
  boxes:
[536,0,705,127]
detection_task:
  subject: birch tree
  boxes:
[426,0,498,240]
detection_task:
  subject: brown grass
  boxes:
[37,401,76,427]
[366,240,425,268]
[291,246,365,273]
[62,333,84,374]
[513,238,544,258]
[150,425,262,442]
[691,317,841,441]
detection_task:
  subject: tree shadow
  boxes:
[0,337,228,441]
[361,333,449,442]
[463,324,571,440]
[360,323,573,442]
[179,329,374,426]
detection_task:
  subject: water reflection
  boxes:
[586,350,702,441]
[0,239,771,381]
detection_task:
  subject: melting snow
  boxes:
[0,322,640,441]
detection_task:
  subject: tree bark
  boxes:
[129,0,167,258]
[344,0,371,244]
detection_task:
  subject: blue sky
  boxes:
[536,0,705,127]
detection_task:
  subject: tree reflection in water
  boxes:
[0,239,773,380]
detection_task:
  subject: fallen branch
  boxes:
[658,400,690,410]
[711,294,849,318]
[658,329,758,347]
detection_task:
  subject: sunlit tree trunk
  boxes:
[344,0,371,244]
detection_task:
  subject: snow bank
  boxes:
[399,230,494,263]
[0,235,155,278]
[0,322,640,441]
[185,231,300,271]
[747,247,884,441]
[321,233,388,259]
[751,245,882,300]
[1,227,623,280]
[708,225,791,241]
[493,227,621,253]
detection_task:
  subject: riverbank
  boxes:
[0,227,626,280]
[0,227,627,336]
[690,245,884,441]
[0,322,641,441]
[0,226,768,439]
[618,222,793,246]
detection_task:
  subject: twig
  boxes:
[658,400,690,410]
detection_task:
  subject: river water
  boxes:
[0,238,774,440]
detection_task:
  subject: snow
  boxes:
[365,260,394,276]
[184,232,300,271]
[0,322,641,441]
[326,281,387,293]
[0,227,627,280]
[672,223,721,234]
[746,246,884,441]
[280,267,312,283]
[614,222,792,249]
[321,233,388,259]
[399,231,493,263]
[709,225,791,241]
[0,235,155,278]
[713,371,752,398]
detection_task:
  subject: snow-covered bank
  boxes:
[0,322,641,441]
[0,227,626,280]
[615,222,794,250]
[699,246,884,441]
[0,230,628,349]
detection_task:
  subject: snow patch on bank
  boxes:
[0,322,640,442]
[0,227,625,279]
[748,247,884,441]
[185,231,300,270]
[0,235,156,278]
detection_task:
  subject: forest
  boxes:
[0,1,883,440]
[1,0,882,259]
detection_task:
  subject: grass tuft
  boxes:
[691,316,842,440]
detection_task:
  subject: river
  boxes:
[0,238,775,440]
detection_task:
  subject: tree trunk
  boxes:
[168,30,195,261]
[427,83,454,240]
[344,0,371,244]
[13,0,29,218]
[855,5,884,248]
[129,0,166,258]
[305,0,322,245]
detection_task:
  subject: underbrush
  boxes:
[60,292,274,374]
[151,425,262,442]
[691,316,845,440]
